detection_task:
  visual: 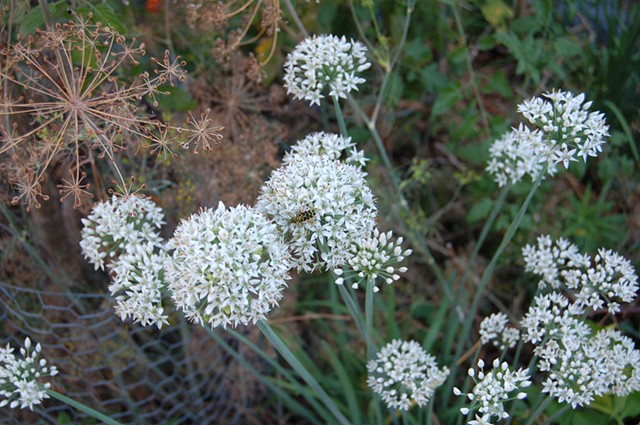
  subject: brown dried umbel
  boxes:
[0,13,223,210]
[184,0,282,66]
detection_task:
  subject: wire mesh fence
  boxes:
[0,281,253,425]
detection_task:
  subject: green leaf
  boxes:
[19,0,69,35]
[431,83,462,117]
[553,36,582,58]
[482,70,513,97]
[466,197,494,223]
[480,0,514,29]
[153,86,197,112]
[87,3,126,35]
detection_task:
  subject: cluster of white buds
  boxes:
[454,359,531,425]
[334,228,412,292]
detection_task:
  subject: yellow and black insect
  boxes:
[290,208,316,224]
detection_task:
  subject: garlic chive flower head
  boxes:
[283,132,368,168]
[479,313,520,350]
[283,34,370,106]
[518,91,608,167]
[257,154,376,272]
[0,337,58,410]
[165,202,292,329]
[522,235,638,314]
[367,340,449,411]
[80,195,165,271]
[538,328,640,408]
[454,358,531,425]
[334,228,412,292]
[486,125,548,187]
[487,91,609,186]
[80,195,169,328]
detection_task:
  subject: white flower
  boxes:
[517,90,609,169]
[80,195,169,328]
[479,313,520,350]
[523,235,638,314]
[257,154,377,272]
[488,91,609,186]
[486,125,549,187]
[455,358,531,424]
[367,340,449,411]
[540,328,640,408]
[334,228,411,292]
[0,338,58,410]
[165,202,292,329]
[80,195,165,271]
[283,34,370,106]
[283,131,367,168]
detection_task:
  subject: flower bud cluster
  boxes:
[334,228,412,292]
[454,359,531,425]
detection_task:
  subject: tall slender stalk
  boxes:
[258,320,352,425]
[45,389,122,425]
[443,173,543,402]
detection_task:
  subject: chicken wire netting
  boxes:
[0,281,256,425]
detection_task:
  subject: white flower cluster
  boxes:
[485,125,547,187]
[165,202,292,329]
[521,292,640,408]
[283,34,370,106]
[334,228,411,292]
[283,131,368,168]
[80,195,169,328]
[367,340,449,411]
[257,154,377,272]
[454,359,531,425]
[522,235,638,314]
[0,338,58,410]
[487,90,609,186]
[479,312,520,350]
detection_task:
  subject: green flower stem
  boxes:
[541,404,571,425]
[282,0,309,38]
[451,3,489,134]
[337,282,367,339]
[372,0,414,124]
[258,320,351,425]
[333,95,349,138]
[443,172,543,403]
[211,327,331,424]
[44,388,122,425]
[365,279,376,361]
[525,395,554,425]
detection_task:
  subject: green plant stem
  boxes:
[333,95,349,138]
[451,2,489,134]
[45,389,122,425]
[541,404,570,425]
[365,279,376,360]
[258,320,351,425]
[443,172,543,401]
[337,282,367,339]
[282,0,309,38]
[525,395,554,425]
[372,0,414,123]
